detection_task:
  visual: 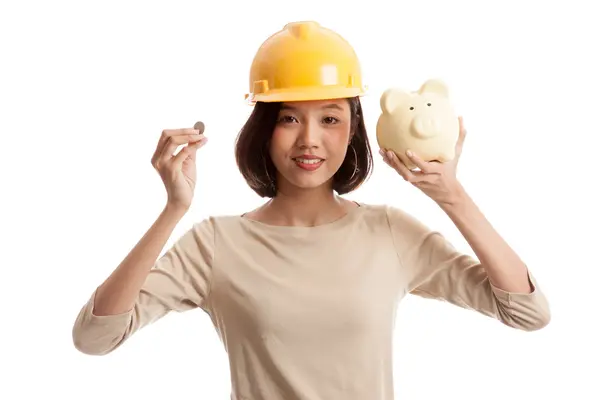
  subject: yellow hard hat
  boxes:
[245,21,367,103]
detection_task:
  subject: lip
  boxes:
[293,157,324,171]
[291,154,325,160]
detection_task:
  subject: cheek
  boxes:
[269,127,291,160]
[326,126,352,156]
[271,126,289,140]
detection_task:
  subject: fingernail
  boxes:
[406,150,413,157]
[387,150,394,159]
[379,149,385,156]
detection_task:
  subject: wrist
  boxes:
[437,186,481,231]
[437,182,469,209]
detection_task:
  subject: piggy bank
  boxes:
[376,79,459,170]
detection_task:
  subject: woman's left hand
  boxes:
[380,116,467,206]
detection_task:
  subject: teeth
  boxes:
[295,158,322,165]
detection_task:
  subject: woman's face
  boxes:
[269,99,352,195]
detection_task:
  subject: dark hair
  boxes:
[234,97,373,198]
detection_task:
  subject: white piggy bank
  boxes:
[376,79,459,170]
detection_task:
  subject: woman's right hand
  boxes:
[151,121,208,213]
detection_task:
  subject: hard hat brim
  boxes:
[246,86,367,104]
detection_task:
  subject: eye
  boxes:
[277,115,297,124]
[409,106,414,110]
[427,103,432,106]
[323,116,340,124]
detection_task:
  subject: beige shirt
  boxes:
[72,203,550,399]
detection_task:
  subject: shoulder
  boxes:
[191,214,241,232]
[356,202,432,236]
[355,202,419,225]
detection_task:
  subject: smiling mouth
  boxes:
[292,157,324,165]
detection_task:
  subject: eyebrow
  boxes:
[281,103,344,111]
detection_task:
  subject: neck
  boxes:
[263,183,351,227]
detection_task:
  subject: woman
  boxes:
[72,21,550,399]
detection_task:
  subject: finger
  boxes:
[458,116,466,136]
[159,136,203,166]
[455,116,467,155]
[382,149,420,182]
[152,128,203,166]
[163,127,203,136]
[156,134,205,166]
[170,146,192,171]
[153,129,195,167]
[186,136,208,161]
[171,137,208,168]
[405,150,439,174]
[158,128,203,150]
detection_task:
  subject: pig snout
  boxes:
[410,116,441,139]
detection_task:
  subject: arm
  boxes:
[386,205,550,331]
[72,206,215,355]
[93,205,188,316]
[380,117,550,331]
[439,184,532,294]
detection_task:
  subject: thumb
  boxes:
[187,137,208,161]
[171,145,193,169]
[171,138,205,168]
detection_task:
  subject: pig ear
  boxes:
[380,88,410,114]
[418,79,450,98]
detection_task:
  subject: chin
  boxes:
[281,168,328,187]
[288,177,331,190]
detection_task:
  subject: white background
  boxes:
[1,0,598,399]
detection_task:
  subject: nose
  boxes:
[296,120,320,148]
[410,115,441,139]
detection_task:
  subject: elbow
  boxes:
[71,290,135,355]
[491,277,551,332]
[532,307,552,331]
[71,310,132,356]
[72,336,117,356]
[497,303,551,332]
[515,310,551,332]
[72,325,124,356]
[73,336,109,356]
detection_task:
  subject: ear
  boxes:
[380,88,410,114]
[418,79,450,98]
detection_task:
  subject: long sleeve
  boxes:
[386,206,550,331]
[72,218,215,355]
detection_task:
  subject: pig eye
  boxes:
[427,103,432,106]
[409,106,414,110]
